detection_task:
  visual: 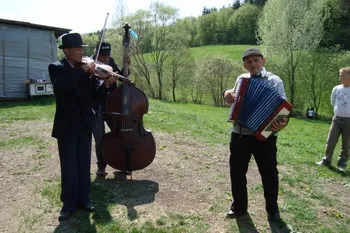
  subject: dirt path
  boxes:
[0,120,279,233]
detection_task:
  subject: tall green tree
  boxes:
[216,8,235,44]
[175,17,199,47]
[322,0,350,50]
[149,2,179,100]
[197,12,218,45]
[258,0,329,106]
[228,4,260,44]
[166,42,193,102]
[244,0,267,7]
[298,49,340,116]
[232,0,241,10]
[197,56,235,107]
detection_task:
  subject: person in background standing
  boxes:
[316,67,350,173]
[92,41,130,176]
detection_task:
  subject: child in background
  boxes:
[316,67,350,172]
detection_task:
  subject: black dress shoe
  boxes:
[78,203,95,212]
[58,211,72,221]
[268,212,282,222]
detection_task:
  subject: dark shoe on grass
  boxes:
[96,168,108,177]
[268,212,282,222]
[77,203,95,212]
[58,210,73,221]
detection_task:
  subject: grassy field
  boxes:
[0,97,349,233]
[189,45,258,62]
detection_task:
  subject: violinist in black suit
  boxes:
[48,33,118,221]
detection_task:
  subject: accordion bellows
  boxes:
[228,77,293,140]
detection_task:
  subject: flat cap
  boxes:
[242,48,263,60]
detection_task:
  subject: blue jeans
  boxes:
[323,116,350,167]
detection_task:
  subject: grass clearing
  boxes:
[0,97,349,233]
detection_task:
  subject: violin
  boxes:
[80,56,131,84]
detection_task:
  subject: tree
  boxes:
[197,12,218,45]
[244,0,267,7]
[175,17,199,47]
[216,8,235,44]
[166,42,193,102]
[228,4,260,44]
[322,0,350,50]
[202,7,211,15]
[298,49,340,117]
[197,56,235,107]
[232,0,241,10]
[149,2,179,100]
[81,33,99,56]
[258,0,329,106]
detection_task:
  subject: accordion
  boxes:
[228,77,292,140]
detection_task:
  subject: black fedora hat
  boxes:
[59,33,88,49]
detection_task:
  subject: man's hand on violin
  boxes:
[104,73,118,86]
[271,118,288,132]
[81,62,96,75]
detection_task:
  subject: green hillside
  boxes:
[189,44,260,61]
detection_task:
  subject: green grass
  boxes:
[2,97,350,233]
[145,100,232,145]
[189,44,260,61]
[0,96,55,123]
[0,136,46,149]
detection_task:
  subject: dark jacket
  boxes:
[48,58,105,138]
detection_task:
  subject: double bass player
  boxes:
[91,41,130,177]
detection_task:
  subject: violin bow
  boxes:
[95,13,109,63]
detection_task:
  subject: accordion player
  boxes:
[226,75,292,140]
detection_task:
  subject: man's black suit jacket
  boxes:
[48,58,106,139]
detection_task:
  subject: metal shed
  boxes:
[0,18,71,99]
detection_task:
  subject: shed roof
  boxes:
[0,18,71,38]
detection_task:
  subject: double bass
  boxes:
[102,24,156,174]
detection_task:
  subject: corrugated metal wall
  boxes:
[0,24,57,98]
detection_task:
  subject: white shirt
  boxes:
[331,84,350,117]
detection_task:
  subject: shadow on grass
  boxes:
[54,211,97,233]
[325,165,350,177]
[268,217,292,233]
[91,172,159,224]
[235,213,259,233]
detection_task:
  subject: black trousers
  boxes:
[94,104,107,170]
[229,133,279,214]
[57,120,92,212]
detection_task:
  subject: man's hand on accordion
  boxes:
[224,90,236,104]
[271,118,288,132]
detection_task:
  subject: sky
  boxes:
[1,0,236,34]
